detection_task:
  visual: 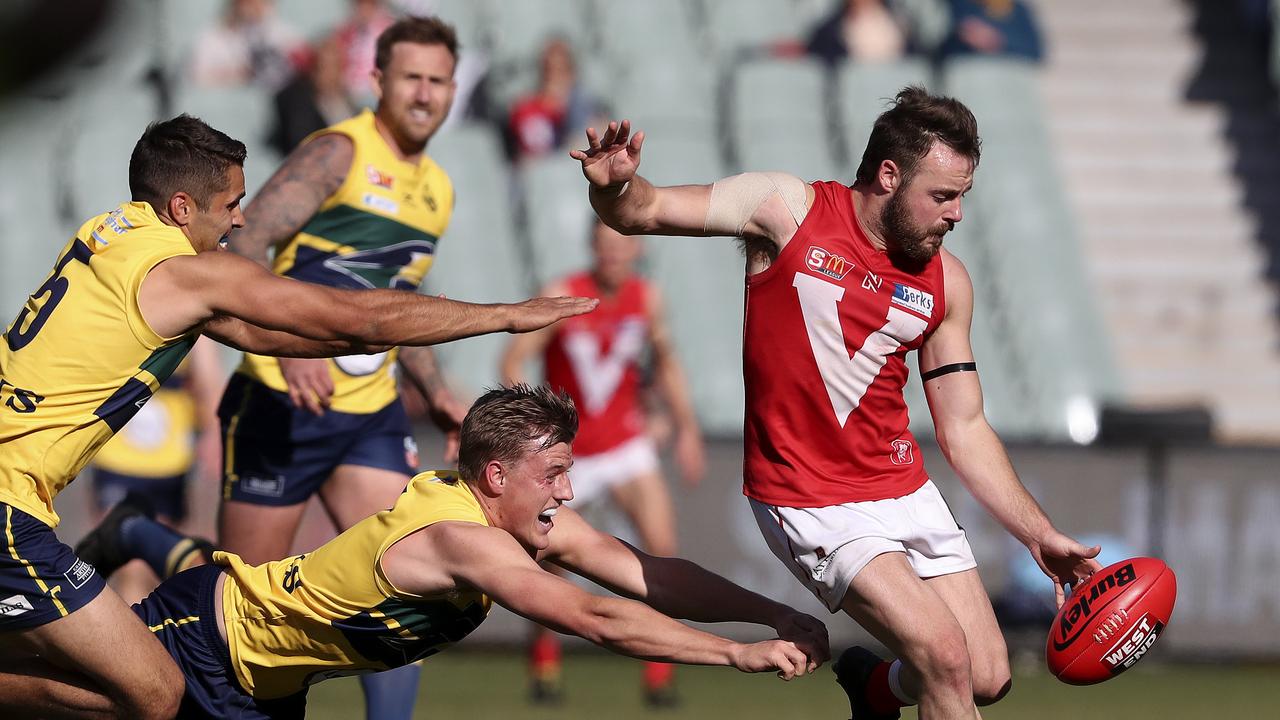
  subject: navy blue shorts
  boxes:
[92,469,188,521]
[0,503,106,631]
[134,565,307,719]
[218,374,416,507]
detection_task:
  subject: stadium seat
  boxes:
[419,122,531,400]
[838,58,933,168]
[731,57,838,179]
[170,84,273,150]
[588,0,706,66]
[703,0,809,57]
[482,0,593,67]
[63,82,164,224]
[517,156,595,289]
[273,0,347,41]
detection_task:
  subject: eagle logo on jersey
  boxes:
[806,246,854,281]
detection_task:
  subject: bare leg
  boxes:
[3,588,184,720]
[609,470,679,557]
[924,569,1011,706]
[217,500,309,565]
[839,552,976,720]
[317,465,410,532]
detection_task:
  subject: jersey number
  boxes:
[5,241,91,352]
[792,272,927,427]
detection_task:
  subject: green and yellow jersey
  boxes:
[217,471,491,698]
[0,202,197,527]
[237,109,455,414]
[92,360,196,479]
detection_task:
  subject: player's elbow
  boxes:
[572,597,628,648]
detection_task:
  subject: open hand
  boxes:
[570,120,644,190]
[507,296,598,333]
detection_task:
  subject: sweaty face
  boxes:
[189,165,246,253]
[880,142,973,264]
[497,441,574,552]
[374,42,457,153]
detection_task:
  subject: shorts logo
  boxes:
[0,594,33,617]
[404,436,420,469]
[63,559,96,590]
[365,164,394,190]
[891,283,934,318]
[806,246,854,281]
[240,474,286,498]
[362,193,400,215]
[812,545,839,581]
[890,439,914,465]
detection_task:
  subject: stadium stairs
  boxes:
[1037,0,1280,442]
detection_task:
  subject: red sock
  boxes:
[643,661,674,690]
[865,661,908,715]
[529,634,562,680]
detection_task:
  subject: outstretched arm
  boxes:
[920,251,1100,606]
[142,251,597,356]
[422,521,819,678]
[573,120,811,252]
[543,508,828,664]
[498,281,566,385]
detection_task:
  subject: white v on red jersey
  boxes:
[543,272,651,456]
[742,181,945,507]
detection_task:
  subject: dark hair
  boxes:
[129,114,247,209]
[458,384,578,482]
[854,86,981,186]
[375,15,459,72]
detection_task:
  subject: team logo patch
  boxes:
[891,283,934,318]
[365,164,394,189]
[63,559,95,589]
[0,594,33,617]
[890,439,914,466]
[806,246,854,281]
[362,193,399,215]
[240,474,286,497]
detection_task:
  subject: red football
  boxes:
[1045,557,1177,685]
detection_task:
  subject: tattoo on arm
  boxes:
[230,133,353,267]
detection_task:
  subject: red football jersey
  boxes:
[544,272,651,456]
[742,181,946,507]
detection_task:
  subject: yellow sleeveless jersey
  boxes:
[216,470,491,699]
[238,109,455,414]
[0,202,197,527]
[91,361,196,478]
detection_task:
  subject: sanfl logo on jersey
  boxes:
[365,164,394,189]
[805,246,854,281]
[891,283,934,318]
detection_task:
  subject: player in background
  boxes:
[76,384,827,720]
[0,114,593,720]
[572,88,1101,720]
[216,17,468,718]
[501,219,705,706]
[89,336,223,604]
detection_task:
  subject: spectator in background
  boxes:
[269,36,357,155]
[330,0,397,108]
[190,0,308,90]
[508,38,603,161]
[939,0,1044,63]
[806,0,910,66]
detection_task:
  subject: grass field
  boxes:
[305,650,1280,719]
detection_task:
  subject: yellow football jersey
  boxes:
[238,109,455,414]
[217,471,491,699]
[0,202,197,527]
[92,362,196,479]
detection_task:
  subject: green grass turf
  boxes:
[304,650,1280,719]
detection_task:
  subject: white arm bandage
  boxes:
[704,172,809,235]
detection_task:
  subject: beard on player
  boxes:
[881,188,953,266]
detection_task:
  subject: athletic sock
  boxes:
[866,660,913,715]
[643,661,675,690]
[360,663,421,720]
[530,632,563,682]
[118,516,207,579]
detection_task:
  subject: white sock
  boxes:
[887,660,918,706]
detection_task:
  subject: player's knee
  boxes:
[913,628,971,689]
[973,672,1012,706]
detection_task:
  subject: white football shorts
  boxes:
[750,480,977,612]
[567,435,660,506]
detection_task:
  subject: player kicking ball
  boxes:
[77,384,829,719]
